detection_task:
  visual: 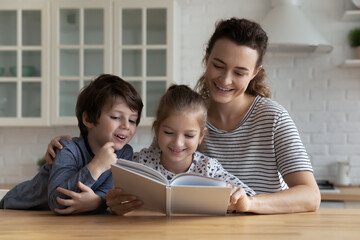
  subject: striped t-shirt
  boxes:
[200,96,313,194]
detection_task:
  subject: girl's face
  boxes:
[156,110,205,173]
[205,38,261,104]
[84,96,138,153]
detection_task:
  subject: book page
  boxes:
[116,159,168,184]
[170,173,227,187]
[111,163,168,213]
[171,186,231,215]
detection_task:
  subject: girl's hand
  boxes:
[105,188,143,215]
[45,135,72,165]
[54,181,101,215]
[227,185,252,212]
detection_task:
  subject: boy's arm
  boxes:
[48,145,98,214]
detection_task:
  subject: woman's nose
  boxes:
[221,71,232,85]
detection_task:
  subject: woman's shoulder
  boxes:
[253,96,289,117]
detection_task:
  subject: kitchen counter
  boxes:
[321,185,360,201]
[0,209,360,239]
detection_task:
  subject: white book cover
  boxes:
[111,159,232,216]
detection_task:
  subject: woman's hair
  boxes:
[76,74,143,137]
[195,17,271,98]
[152,84,208,136]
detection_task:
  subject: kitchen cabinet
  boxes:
[114,0,173,125]
[50,0,112,125]
[341,10,360,68]
[0,0,173,126]
[0,2,50,126]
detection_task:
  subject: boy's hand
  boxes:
[45,135,72,165]
[54,181,101,215]
[227,185,251,213]
[87,142,117,180]
[105,188,143,215]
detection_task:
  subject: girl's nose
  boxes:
[174,135,184,146]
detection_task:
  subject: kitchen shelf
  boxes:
[342,10,360,21]
[341,59,360,67]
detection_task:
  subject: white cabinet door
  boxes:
[114,0,173,126]
[0,2,50,126]
[51,0,111,125]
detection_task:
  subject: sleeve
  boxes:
[47,140,96,213]
[210,159,256,196]
[274,110,313,177]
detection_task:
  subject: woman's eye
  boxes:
[234,72,244,77]
[213,63,223,69]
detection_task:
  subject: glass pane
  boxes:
[60,9,79,45]
[84,49,103,77]
[22,10,41,46]
[146,81,166,117]
[147,50,166,76]
[147,9,166,45]
[22,51,41,77]
[128,81,142,96]
[122,49,142,77]
[0,51,16,77]
[22,82,41,117]
[83,80,91,88]
[122,9,142,45]
[84,9,103,45]
[0,82,16,117]
[0,11,16,46]
[59,80,79,117]
[60,49,79,76]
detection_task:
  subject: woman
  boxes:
[45,18,320,214]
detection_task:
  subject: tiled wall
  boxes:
[1,0,360,185]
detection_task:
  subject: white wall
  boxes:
[1,0,360,185]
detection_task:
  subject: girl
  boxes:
[106,84,255,215]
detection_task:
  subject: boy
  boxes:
[0,74,143,215]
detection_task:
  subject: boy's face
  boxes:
[85,96,138,153]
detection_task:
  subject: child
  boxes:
[41,84,255,214]
[0,74,143,215]
[106,84,255,215]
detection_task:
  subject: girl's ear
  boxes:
[198,127,207,145]
[82,112,94,128]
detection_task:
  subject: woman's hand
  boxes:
[54,181,101,215]
[227,185,252,212]
[45,135,71,165]
[105,188,143,215]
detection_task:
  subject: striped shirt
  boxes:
[201,96,313,194]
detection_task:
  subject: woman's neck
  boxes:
[207,94,256,132]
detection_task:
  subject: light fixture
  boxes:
[260,0,333,53]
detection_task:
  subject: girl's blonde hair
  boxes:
[152,84,207,145]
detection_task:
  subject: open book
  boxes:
[111,159,232,216]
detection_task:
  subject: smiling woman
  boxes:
[194,17,320,214]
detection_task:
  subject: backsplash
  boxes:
[1,0,360,185]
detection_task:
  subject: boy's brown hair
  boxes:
[76,74,143,137]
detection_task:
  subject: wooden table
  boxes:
[1,209,360,240]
